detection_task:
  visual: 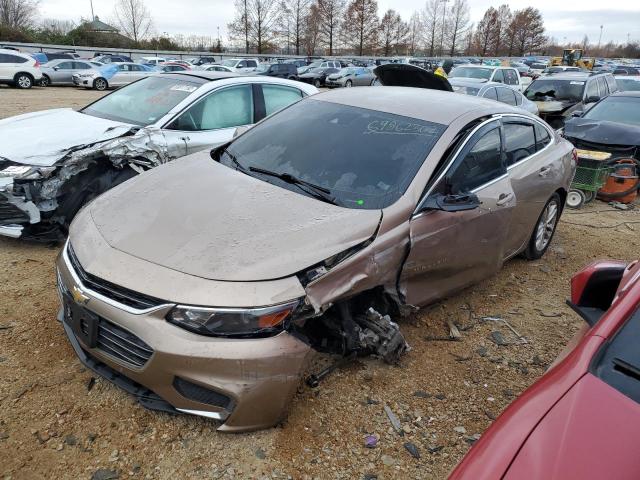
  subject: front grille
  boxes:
[173,377,233,409]
[97,317,153,367]
[67,243,164,310]
[0,198,29,224]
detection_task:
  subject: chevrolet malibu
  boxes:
[57,88,576,432]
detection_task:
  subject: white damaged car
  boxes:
[0,71,317,240]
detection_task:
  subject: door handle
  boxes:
[539,166,551,177]
[496,192,514,206]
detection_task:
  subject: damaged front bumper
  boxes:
[0,177,40,238]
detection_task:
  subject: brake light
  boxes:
[34,60,40,68]
[571,148,578,163]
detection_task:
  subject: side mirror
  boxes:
[53,66,59,71]
[585,95,600,104]
[571,110,583,118]
[420,193,481,213]
[233,125,250,138]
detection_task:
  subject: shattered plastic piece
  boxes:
[384,405,403,435]
[404,442,421,459]
[365,435,378,448]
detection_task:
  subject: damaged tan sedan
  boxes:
[56,87,576,431]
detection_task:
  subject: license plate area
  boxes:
[63,295,99,348]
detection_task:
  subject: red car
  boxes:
[450,259,640,480]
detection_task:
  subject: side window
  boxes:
[262,85,303,116]
[132,64,145,72]
[585,80,599,99]
[73,62,91,70]
[482,87,498,100]
[0,54,11,63]
[504,69,518,85]
[492,69,504,83]
[237,60,247,68]
[513,90,523,105]
[607,75,618,93]
[117,64,128,71]
[168,85,254,131]
[503,122,536,166]
[597,77,607,96]
[247,60,257,68]
[448,127,504,193]
[58,61,74,69]
[534,123,551,151]
[497,87,517,106]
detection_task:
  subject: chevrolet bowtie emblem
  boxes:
[71,285,90,305]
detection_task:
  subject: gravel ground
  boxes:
[1,87,639,480]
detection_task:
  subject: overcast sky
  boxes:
[39,0,639,45]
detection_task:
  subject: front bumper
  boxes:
[324,79,343,88]
[56,245,313,432]
[0,183,40,238]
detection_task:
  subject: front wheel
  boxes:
[524,193,561,260]
[345,80,353,88]
[14,73,33,89]
[313,78,322,88]
[40,75,50,87]
[93,78,108,91]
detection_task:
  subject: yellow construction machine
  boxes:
[549,49,594,70]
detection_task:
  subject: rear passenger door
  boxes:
[400,121,515,306]
[260,84,304,117]
[50,60,75,83]
[502,117,555,257]
[496,87,518,107]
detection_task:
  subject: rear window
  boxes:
[221,99,446,209]
[0,53,27,63]
[525,79,585,102]
[591,307,640,405]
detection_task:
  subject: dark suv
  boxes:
[256,63,298,80]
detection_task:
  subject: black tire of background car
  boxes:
[40,75,50,87]
[93,78,108,91]
[345,80,352,87]
[524,192,562,260]
[14,73,33,89]
[314,79,321,88]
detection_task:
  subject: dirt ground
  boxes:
[1,87,639,480]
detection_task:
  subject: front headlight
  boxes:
[0,165,55,180]
[166,301,299,338]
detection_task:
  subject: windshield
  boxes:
[583,97,640,127]
[220,99,445,209]
[82,76,199,126]
[307,61,322,69]
[617,79,640,92]
[221,59,238,67]
[337,67,356,75]
[449,67,492,80]
[525,79,584,102]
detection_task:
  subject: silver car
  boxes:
[0,72,318,240]
[72,62,157,90]
[325,67,376,88]
[41,59,103,87]
[450,79,539,115]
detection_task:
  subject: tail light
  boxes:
[571,148,578,163]
[34,60,40,68]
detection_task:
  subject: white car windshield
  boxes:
[450,67,493,80]
[221,59,238,67]
[82,76,199,126]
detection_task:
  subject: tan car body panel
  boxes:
[59,88,576,431]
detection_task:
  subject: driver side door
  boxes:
[399,120,516,307]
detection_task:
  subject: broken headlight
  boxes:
[0,165,55,180]
[166,301,299,338]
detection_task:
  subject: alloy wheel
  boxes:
[17,75,32,89]
[534,200,559,251]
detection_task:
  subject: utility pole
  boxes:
[244,0,249,54]
[597,25,603,51]
[439,0,448,57]
[90,0,95,20]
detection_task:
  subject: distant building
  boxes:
[82,16,119,35]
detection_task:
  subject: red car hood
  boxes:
[505,373,640,480]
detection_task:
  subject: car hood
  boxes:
[564,118,640,147]
[504,374,640,480]
[0,109,136,167]
[87,151,382,282]
[373,64,453,91]
[533,98,577,114]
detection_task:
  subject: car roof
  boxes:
[0,48,29,57]
[312,86,517,124]
[609,91,640,98]
[162,71,240,82]
[535,72,593,81]
[615,75,640,80]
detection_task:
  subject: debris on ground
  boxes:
[383,405,403,435]
[404,442,421,459]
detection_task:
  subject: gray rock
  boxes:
[255,448,266,459]
[476,347,488,357]
[383,405,403,435]
[381,455,395,466]
[64,434,77,446]
[91,469,119,480]
[489,331,508,346]
[404,442,420,459]
[413,390,430,398]
[453,426,467,434]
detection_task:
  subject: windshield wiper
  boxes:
[248,166,339,206]
[222,148,246,172]
[613,357,640,381]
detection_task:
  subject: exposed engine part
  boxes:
[306,353,356,388]
[353,307,409,364]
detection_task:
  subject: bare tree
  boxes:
[473,7,497,57]
[303,2,322,55]
[40,18,75,36]
[228,0,250,53]
[344,0,378,55]
[510,7,545,56]
[114,0,153,45]
[492,4,511,55]
[406,11,421,55]
[0,0,38,29]
[280,0,311,55]
[421,0,441,57]
[316,0,344,55]
[378,9,399,57]
[446,0,469,56]
[393,15,409,55]
[229,0,281,53]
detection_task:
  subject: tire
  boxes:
[93,78,108,91]
[40,75,50,87]
[583,189,595,203]
[566,189,586,209]
[14,73,33,89]
[524,193,561,260]
[313,78,322,88]
[345,80,353,88]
